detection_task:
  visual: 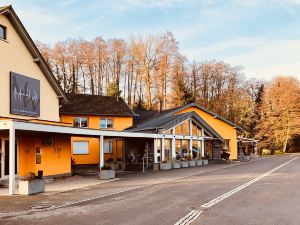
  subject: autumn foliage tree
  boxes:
[256,76,300,152]
[36,33,299,149]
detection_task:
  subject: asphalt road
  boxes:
[1,154,299,225]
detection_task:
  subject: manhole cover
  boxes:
[29,204,54,210]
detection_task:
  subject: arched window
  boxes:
[0,25,6,40]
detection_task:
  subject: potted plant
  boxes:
[19,172,45,195]
[160,160,172,170]
[187,154,195,167]
[171,158,181,169]
[180,158,189,168]
[99,164,115,180]
[195,156,203,166]
[201,156,209,165]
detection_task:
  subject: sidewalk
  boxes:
[0,159,263,218]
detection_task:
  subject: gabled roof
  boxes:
[141,103,242,130]
[127,111,224,142]
[0,5,67,102]
[60,94,136,117]
[176,103,243,130]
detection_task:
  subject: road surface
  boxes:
[1,154,299,225]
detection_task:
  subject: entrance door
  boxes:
[2,139,17,177]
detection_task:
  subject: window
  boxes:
[42,136,54,146]
[175,120,190,135]
[223,139,230,151]
[0,25,6,40]
[100,118,113,129]
[104,140,112,153]
[73,117,88,128]
[73,141,89,155]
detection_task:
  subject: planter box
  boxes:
[195,160,203,166]
[19,179,45,195]
[111,162,123,170]
[99,170,115,180]
[172,162,181,169]
[188,161,196,167]
[180,161,189,168]
[160,162,172,170]
[202,159,208,165]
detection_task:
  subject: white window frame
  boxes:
[73,117,88,128]
[73,141,89,155]
[100,118,114,129]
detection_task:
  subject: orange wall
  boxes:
[71,137,123,165]
[177,107,238,159]
[18,135,71,176]
[60,114,130,165]
[60,114,133,131]
[71,137,100,165]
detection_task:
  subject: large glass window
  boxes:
[73,117,88,128]
[175,139,189,159]
[175,120,190,135]
[0,25,6,40]
[192,121,202,136]
[73,141,89,155]
[100,118,114,129]
[222,139,230,151]
[164,139,171,161]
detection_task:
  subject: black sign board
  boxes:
[10,72,40,117]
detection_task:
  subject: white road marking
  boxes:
[174,157,297,225]
[174,210,203,225]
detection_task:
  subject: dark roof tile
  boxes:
[60,94,135,117]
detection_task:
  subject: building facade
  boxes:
[0,5,243,196]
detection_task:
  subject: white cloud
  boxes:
[182,38,300,79]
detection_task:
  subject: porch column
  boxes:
[171,138,176,160]
[9,125,15,195]
[154,138,158,163]
[254,141,258,155]
[161,138,165,161]
[189,139,193,159]
[99,135,104,169]
[201,139,205,157]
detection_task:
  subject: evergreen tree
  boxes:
[106,81,121,97]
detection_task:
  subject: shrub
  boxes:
[19,172,36,182]
[101,164,112,170]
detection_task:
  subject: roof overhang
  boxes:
[127,112,224,142]
[0,120,207,141]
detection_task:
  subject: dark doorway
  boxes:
[125,138,154,171]
[4,140,17,176]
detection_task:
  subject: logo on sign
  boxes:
[10,72,40,117]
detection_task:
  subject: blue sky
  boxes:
[2,0,300,80]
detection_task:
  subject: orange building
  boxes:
[60,94,136,166]
[0,5,245,196]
